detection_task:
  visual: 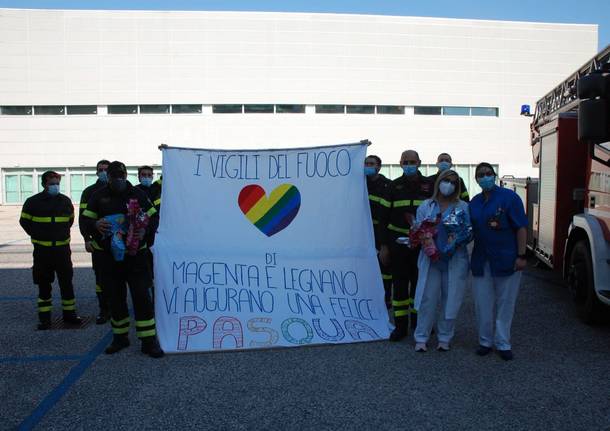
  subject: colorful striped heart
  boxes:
[238,184,301,236]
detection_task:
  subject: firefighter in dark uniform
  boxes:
[81,161,163,358]
[380,150,433,341]
[19,171,82,330]
[150,174,162,215]
[364,155,393,308]
[135,165,159,297]
[427,153,469,202]
[79,159,111,324]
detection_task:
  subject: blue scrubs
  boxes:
[469,185,527,350]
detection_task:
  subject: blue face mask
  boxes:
[98,171,108,183]
[437,161,451,172]
[478,175,496,191]
[140,177,153,187]
[364,167,377,176]
[47,184,60,196]
[402,165,418,176]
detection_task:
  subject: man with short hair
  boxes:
[79,159,111,324]
[20,171,82,330]
[82,161,163,358]
[428,153,469,202]
[364,155,393,308]
[379,150,433,341]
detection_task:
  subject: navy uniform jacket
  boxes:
[81,182,158,254]
[20,191,74,247]
[381,171,433,246]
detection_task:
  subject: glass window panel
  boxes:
[377,105,405,115]
[85,174,97,187]
[1,106,32,115]
[34,106,65,115]
[471,107,499,117]
[5,175,19,203]
[140,104,170,114]
[346,105,375,114]
[108,105,138,114]
[20,175,33,200]
[379,166,391,178]
[171,104,202,114]
[443,106,470,116]
[71,174,84,200]
[67,105,97,115]
[315,105,345,114]
[244,104,274,113]
[276,104,305,113]
[414,106,442,115]
[212,104,242,114]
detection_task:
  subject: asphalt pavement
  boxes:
[1,206,609,430]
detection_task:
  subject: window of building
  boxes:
[414,106,442,115]
[140,105,170,114]
[212,104,243,114]
[171,104,202,114]
[4,175,19,203]
[34,106,65,115]
[315,105,345,114]
[471,107,499,117]
[108,105,138,115]
[346,105,375,114]
[276,104,305,114]
[1,106,33,115]
[377,105,405,115]
[70,174,84,200]
[67,105,97,115]
[443,106,470,116]
[244,104,274,113]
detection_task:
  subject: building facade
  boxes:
[0,8,598,203]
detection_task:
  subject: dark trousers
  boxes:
[98,251,156,340]
[390,243,419,329]
[377,254,393,305]
[32,246,75,320]
[92,250,110,312]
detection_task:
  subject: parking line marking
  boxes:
[17,330,113,431]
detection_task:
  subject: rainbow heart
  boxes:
[238,184,301,236]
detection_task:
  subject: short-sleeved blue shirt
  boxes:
[469,185,528,277]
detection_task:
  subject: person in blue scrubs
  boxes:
[469,162,528,361]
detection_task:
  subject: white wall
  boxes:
[0,9,599,182]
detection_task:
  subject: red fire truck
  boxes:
[505,46,610,323]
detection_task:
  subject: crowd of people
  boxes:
[19,160,164,358]
[366,151,527,360]
[17,148,527,361]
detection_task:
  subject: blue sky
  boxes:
[1,0,609,49]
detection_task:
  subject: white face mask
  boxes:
[439,180,455,197]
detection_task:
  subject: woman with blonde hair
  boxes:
[411,169,472,352]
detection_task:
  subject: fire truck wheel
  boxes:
[567,240,606,325]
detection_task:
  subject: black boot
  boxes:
[37,312,51,330]
[141,337,164,358]
[389,316,409,342]
[96,308,110,325]
[95,291,111,325]
[105,335,130,354]
[63,310,83,326]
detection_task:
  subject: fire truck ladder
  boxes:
[533,44,610,131]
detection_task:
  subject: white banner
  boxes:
[154,143,391,353]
